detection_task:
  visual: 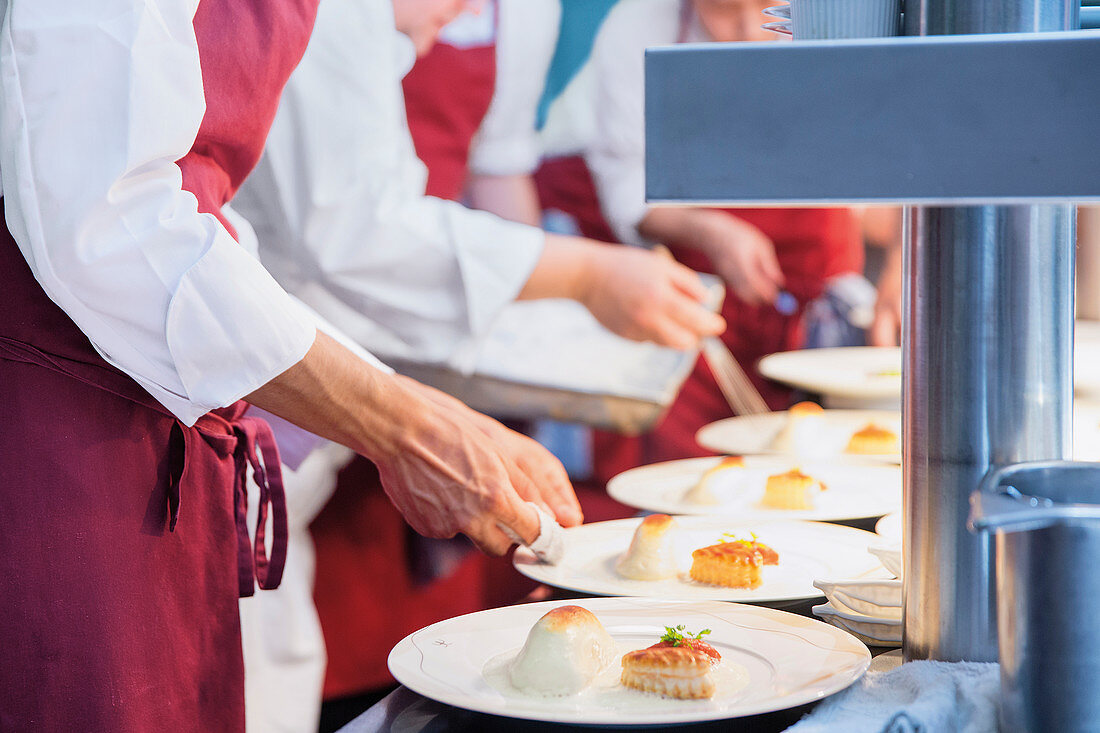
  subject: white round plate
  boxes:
[696,409,901,463]
[514,517,884,603]
[758,347,901,407]
[606,456,900,521]
[875,512,902,542]
[1077,321,1100,397]
[388,597,870,726]
[1075,399,1100,461]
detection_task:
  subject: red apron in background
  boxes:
[310,21,514,699]
[0,1,316,730]
[534,155,619,243]
[592,208,864,485]
[402,35,496,201]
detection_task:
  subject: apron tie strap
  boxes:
[231,416,290,597]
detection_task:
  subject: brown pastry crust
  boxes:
[621,647,716,699]
[538,605,604,633]
[690,542,765,589]
[762,468,823,510]
[845,423,900,455]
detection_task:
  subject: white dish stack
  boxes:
[812,516,904,646]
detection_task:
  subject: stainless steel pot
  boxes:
[969,461,1100,733]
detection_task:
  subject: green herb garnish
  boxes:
[718,531,759,546]
[660,624,713,646]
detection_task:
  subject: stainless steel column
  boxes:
[902,0,1079,662]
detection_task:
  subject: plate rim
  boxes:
[387,596,871,726]
[757,346,901,399]
[512,516,884,603]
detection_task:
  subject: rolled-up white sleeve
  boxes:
[234,0,543,368]
[467,0,561,178]
[586,0,679,247]
[0,0,316,425]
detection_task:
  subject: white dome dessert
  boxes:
[771,401,827,455]
[509,605,617,696]
[615,514,680,580]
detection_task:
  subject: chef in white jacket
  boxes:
[230,0,725,729]
[0,0,587,730]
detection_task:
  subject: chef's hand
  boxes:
[371,384,545,556]
[868,239,903,347]
[697,215,785,306]
[246,332,543,556]
[636,208,784,307]
[398,376,583,527]
[579,245,726,350]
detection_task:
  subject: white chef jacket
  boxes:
[585,0,691,248]
[233,0,560,371]
[0,0,325,426]
[466,0,562,179]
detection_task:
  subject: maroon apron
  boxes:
[0,1,317,730]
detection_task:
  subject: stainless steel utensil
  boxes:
[702,337,771,416]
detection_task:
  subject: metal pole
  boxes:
[902,0,1079,663]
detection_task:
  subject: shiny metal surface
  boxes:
[903,0,1078,663]
[904,206,1075,662]
[969,461,1100,732]
[642,32,1100,205]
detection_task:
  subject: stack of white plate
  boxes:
[812,578,902,647]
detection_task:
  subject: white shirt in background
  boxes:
[468,0,562,178]
[585,0,686,247]
[233,0,560,372]
[0,0,319,425]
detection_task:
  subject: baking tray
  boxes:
[384,279,722,434]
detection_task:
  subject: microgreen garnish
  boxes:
[660,624,713,646]
[719,531,759,546]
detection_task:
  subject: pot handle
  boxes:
[969,460,1100,534]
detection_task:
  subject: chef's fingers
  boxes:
[647,316,704,350]
[468,522,520,557]
[757,244,786,289]
[493,495,542,547]
[662,257,712,301]
[664,289,726,339]
[528,458,583,528]
[867,309,901,347]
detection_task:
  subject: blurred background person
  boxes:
[577,0,902,485]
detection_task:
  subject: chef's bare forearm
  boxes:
[245,331,417,462]
[516,233,600,303]
[466,173,543,227]
[637,207,733,261]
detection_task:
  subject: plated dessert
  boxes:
[621,626,721,699]
[389,597,873,726]
[769,401,826,454]
[761,467,826,510]
[608,455,901,521]
[695,408,902,463]
[690,534,780,590]
[616,513,680,580]
[684,455,744,505]
[515,516,883,603]
[845,423,900,455]
[507,605,734,702]
[509,605,617,696]
[615,516,781,590]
